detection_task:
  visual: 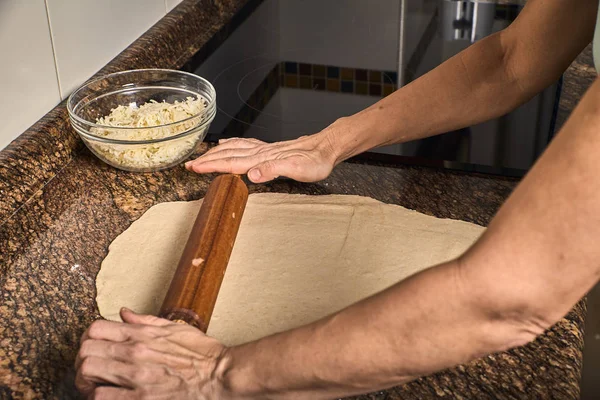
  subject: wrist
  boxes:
[318,116,363,166]
[214,346,263,400]
[321,108,393,165]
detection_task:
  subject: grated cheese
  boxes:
[89,96,207,170]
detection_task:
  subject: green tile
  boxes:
[356,81,368,95]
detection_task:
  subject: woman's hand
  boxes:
[75,308,229,399]
[185,130,340,183]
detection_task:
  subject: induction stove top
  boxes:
[181,0,560,177]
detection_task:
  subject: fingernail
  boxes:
[121,307,132,313]
[185,161,192,168]
[249,169,261,181]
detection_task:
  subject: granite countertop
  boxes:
[0,0,595,399]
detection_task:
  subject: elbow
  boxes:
[456,255,556,354]
[498,28,559,104]
[479,303,550,354]
[496,30,532,103]
[460,30,533,117]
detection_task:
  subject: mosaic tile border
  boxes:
[279,62,398,97]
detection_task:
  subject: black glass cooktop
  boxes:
[181,0,559,177]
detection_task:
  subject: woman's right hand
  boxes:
[185,130,341,184]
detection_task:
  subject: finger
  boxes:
[186,150,258,172]
[77,339,97,371]
[81,320,130,344]
[200,142,258,158]
[76,339,198,371]
[190,147,259,165]
[218,137,264,145]
[185,139,265,169]
[76,356,138,395]
[188,156,263,175]
[77,340,136,371]
[120,308,173,327]
[82,319,164,344]
[248,159,301,183]
[216,137,264,149]
[78,356,185,394]
[91,386,134,400]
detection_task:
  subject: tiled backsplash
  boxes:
[0,0,182,151]
[280,62,398,97]
[1,0,398,151]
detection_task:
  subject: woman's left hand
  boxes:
[75,308,229,399]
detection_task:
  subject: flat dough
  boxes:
[96,193,484,346]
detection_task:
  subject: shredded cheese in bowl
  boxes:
[88,96,208,171]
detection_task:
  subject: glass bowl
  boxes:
[67,69,216,172]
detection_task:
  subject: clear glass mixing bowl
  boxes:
[67,69,216,172]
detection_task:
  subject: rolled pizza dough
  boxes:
[96,193,484,346]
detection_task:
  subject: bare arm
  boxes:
[332,0,597,159]
[74,2,600,398]
[76,77,600,399]
[187,0,597,183]
[216,77,600,399]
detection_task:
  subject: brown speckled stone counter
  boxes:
[0,0,255,224]
[0,146,587,400]
[0,0,591,399]
[556,44,597,131]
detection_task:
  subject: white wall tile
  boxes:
[166,0,183,13]
[0,0,61,150]
[46,0,165,97]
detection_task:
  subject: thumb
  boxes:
[248,159,299,183]
[120,307,173,326]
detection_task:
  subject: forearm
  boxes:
[218,260,527,399]
[218,78,600,398]
[460,76,600,327]
[329,30,531,163]
[327,0,598,164]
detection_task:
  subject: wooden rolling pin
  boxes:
[158,174,249,331]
